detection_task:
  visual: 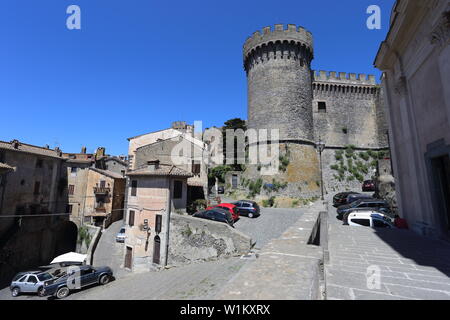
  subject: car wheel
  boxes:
[343,213,350,225]
[56,286,70,299]
[11,287,20,297]
[99,274,110,285]
[38,286,45,297]
[248,212,254,218]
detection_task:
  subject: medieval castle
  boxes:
[241,24,389,199]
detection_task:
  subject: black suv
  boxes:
[333,192,359,207]
[41,265,113,299]
[232,200,260,218]
[193,208,234,226]
[337,198,389,220]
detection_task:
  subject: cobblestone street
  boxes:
[325,196,450,300]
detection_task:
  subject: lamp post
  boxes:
[316,139,325,200]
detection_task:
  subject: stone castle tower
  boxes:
[242,24,388,199]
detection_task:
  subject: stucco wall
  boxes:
[375,1,450,237]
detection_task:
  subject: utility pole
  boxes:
[316,139,325,200]
[164,178,172,267]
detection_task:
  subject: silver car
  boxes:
[116,227,126,243]
[10,271,55,297]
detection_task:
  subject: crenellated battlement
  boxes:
[313,70,377,85]
[243,24,313,60]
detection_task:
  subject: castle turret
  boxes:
[244,24,314,142]
[242,24,321,199]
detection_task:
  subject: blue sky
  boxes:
[0,0,395,155]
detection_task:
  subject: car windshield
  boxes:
[37,273,53,281]
[351,200,362,207]
[12,273,25,281]
[120,228,126,233]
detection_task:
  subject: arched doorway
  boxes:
[153,236,161,264]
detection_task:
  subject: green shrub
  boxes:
[262,196,276,207]
[359,152,370,161]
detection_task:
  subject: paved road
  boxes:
[93,220,129,279]
[0,257,246,300]
[234,207,306,249]
[325,194,450,300]
[0,203,306,300]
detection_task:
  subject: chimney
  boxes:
[11,140,20,149]
[81,146,87,154]
[147,160,160,172]
[96,147,106,159]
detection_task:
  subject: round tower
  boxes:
[242,24,321,200]
[244,24,315,142]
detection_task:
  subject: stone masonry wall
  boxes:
[168,214,252,266]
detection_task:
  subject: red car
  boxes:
[206,203,240,221]
[362,180,376,192]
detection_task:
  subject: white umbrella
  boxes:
[51,252,87,264]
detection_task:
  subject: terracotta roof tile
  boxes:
[0,140,63,159]
[127,163,193,178]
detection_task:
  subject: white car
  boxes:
[116,227,126,242]
[346,211,395,229]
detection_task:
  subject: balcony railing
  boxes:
[93,186,110,195]
[95,207,106,213]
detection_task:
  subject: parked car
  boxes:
[206,203,240,221]
[333,191,360,207]
[10,271,56,297]
[232,200,260,218]
[40,265,113,299]
[217,186,225,194]
[362,180,376,192]
[346,211,395,229]
[193,208,234,227]
[346,193,373,204]
[116,226,126,243]
[337,198,389,220]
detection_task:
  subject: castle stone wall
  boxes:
[312,71,388,148]
[245,24,315,142]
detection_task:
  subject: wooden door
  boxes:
[153,236,161,264]
[125,247,132,269]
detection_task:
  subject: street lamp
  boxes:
[316,139,325,200]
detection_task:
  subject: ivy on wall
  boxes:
[330,145,389,183]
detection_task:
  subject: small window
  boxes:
[350,218,370,227]
[70,167,78,174]
[100,180,106,188]
[36,159,43,168]
[173,180,183,199]
[129,210,135,227]
[155,214,162,233]
[192,161,201,175]
[67,205,73,214]
[318,101,327,113]
[131,180,137,197]
[28,275,38,284]
[33,181,40,195]
[68,184,75,195]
